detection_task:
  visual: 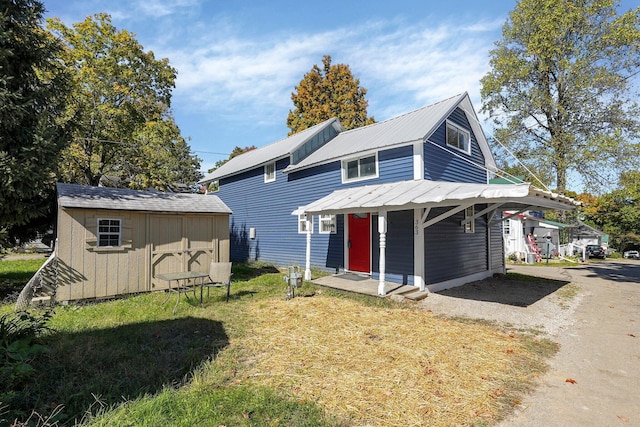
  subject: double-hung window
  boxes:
[503,219,511,235]
[264,162,276,183]
[342,154,377,183]
[446,121,470,154]
[97,218,122,247]
[319,215,336,234]
[298,214,313,234]
[464,206,475,234]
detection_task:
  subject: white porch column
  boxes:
[378,210,387,296]
[304,217,312,280]
[414,208,426,291]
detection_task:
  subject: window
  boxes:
[264,162,276,183]
[319,215,336,234]
[97,218,121,247]
[464,206,475,234]
[446,121,470,153]
[503,219,511,235]
[298,214,313,234]
[342,154,377,182]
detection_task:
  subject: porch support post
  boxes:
[378,210,387,296]
[414,208,426,291]
[304,217,312,280]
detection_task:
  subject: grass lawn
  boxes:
[0,257,47,301]
[1,261,558,426]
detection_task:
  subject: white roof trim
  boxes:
[292,179,577,216]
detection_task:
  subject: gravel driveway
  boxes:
[418,261,640,426]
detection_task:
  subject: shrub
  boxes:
[0,311,53,419]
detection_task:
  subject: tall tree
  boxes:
[47,14,201,189]
[287,55,375,135]
[207,145,257,173]
[584,170,640,250]
[481,0,640,194]
[0,0,70,247]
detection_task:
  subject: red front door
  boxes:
[348,213,371,273]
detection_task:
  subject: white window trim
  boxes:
[298,214,314,234]
[264,162,276,183]
[319,214,337,234]
[464,206,475,234]
[341,152,379,183]
[97,218,122,247]
[446,120,471,154]
[503,219,511,235]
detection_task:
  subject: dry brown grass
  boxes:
[239,293,547,426]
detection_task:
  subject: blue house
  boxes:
[200,93,575,294]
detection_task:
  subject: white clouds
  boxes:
[160,16,500,125]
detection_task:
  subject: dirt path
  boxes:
[498,262,640,426]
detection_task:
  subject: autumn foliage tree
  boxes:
[48,14,201,190]
[287,55,375,135]
[481,0,640,194]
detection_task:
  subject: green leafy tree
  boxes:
[207,145,257,173]
[481,0,640,194]
[0,0,70,247]
[47,13,201,189]
[287,55,375,135]
[584,170,640,250]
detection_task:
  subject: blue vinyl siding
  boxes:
[490,214,504,271]
[371,210,414,285]
[424,107,487,183]
[423,206,488,284]
[218,144,413,271]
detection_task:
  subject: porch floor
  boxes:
[311,273,420,298]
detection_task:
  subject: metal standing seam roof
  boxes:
[292,180,578,215]
[57,183,232,214]
[284,92,497,173]
[198,117,343,183]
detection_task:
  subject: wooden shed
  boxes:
[55,183,231,302]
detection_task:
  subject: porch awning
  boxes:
[292,179,578,216]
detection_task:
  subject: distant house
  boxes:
[199,93,576,294]
[502,211,567,260]
[54,183,231,301]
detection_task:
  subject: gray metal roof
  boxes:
[285,92,497,173]
[293,179,578,215]
[57,183,232,214]
[199,117,342,183]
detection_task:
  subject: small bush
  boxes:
[0,311,53,421]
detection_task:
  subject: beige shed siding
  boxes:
[56,207,230,301]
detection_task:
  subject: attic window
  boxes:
[264,162,276,183]
[446,121,470,154]
[97,218,122,247]
[342,154,378,183]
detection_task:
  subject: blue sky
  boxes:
[42,0,638,190]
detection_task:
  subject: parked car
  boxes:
[623,250,639,259]
[586,244,606,259]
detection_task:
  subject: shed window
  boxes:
[464,206,475,234]
[97,218,122,247]
[319,214,336,234]
[446,121,470,153]
[264,162,276,183]
[298,214,313,234]
[342,154,378,183]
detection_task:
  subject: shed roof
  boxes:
[199,117,343,183]
[57,183,232,214]
[293,179,578,216]
[284,92,496,173]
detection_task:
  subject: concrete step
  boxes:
[403,291,429,301]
